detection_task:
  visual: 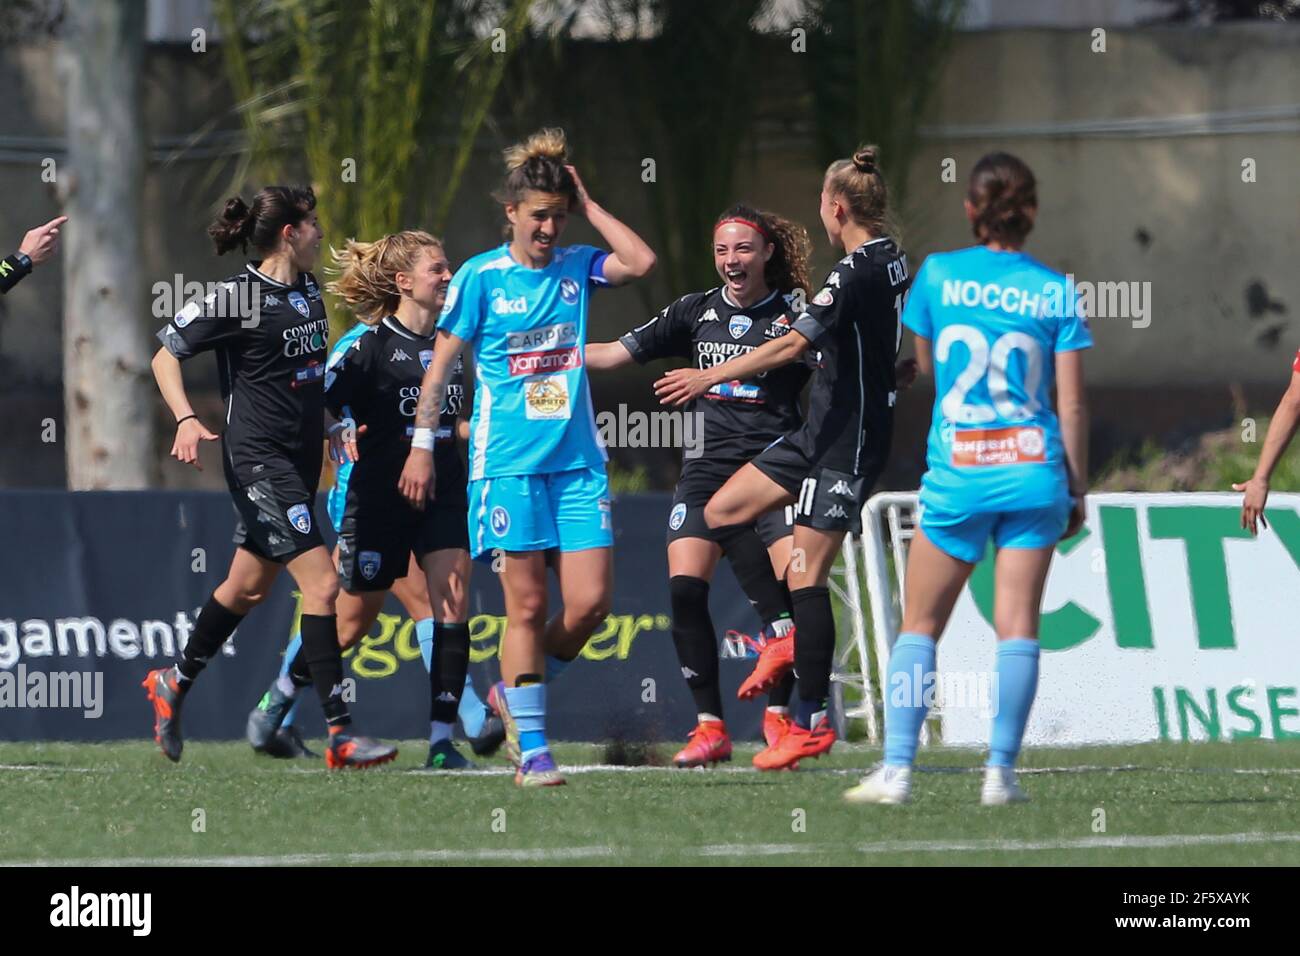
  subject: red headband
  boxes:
[715,217,771,243]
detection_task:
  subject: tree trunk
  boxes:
[59,0,155,489]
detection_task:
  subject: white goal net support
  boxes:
[829,490,923,744]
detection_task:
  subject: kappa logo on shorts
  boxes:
[286,503,312,534]
[824,504,849,520]
[288,291,311,318]
[828,479,853,496]
[358,551,382,581]
[669,502,688,531]
[728,314,753,339]
[560,277,579,305]
[490,506,510,536]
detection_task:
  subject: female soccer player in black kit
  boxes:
[587,205,812,767]
[657,147,913,770]
[145,186,397,768]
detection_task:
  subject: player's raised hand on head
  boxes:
[19,216,68,266]
[564,165,591,215]
[654,367,712,407]
[398,448,434,511]
[172,417,218,470]
[1232,477,1269,535]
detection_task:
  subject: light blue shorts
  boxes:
[467,465,612,559]
[918,499,1071,564]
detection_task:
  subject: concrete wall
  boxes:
[1,23,1296,488]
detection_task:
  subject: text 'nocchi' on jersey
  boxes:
[324,315,466,505]
[619,287,810,465]
[902,244,1093,513]
[787,236,911,476]
[436,243,610,480]
[156,262,329,489]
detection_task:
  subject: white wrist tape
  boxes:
[411,427,437,451]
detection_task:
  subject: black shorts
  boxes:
[336,494,468,592]
[751,436,880,535]
[666,460,794,548]
[231,472,325,563]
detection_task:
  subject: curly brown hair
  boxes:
[713,204,813,297]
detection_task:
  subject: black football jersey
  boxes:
[788,237,910,475]
[157,262,330,488]
[620,287,810,465]
[324,315,466,499]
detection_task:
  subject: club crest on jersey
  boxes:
[286,503,312,534]
[288,291,310,317]
[419,349,434,370]
[560,277,579,305]
[358,551,382,581]
[668,502,688,531]
[490,506,510,536]
[813,287,834,307]
[728,314,752,339]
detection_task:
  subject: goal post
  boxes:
[832,491,926,744]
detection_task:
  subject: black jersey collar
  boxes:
[245,261,296,289]
[720,286,780,311]
[382,314,434,341]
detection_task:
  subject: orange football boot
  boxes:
[762,709,793,748]
[672,720,733,768]
[752,714,835,771]
[736,627,795,700]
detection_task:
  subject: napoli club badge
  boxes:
[728,314,752,339]
[286,503,312,534]
[669,502,687,531]
[288,291,311,317]
[358,551,382,581]
[560,277,579,305]
[490,506,510,536]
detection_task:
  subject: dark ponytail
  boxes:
[208,185,317,256]
[967,152,1037,246]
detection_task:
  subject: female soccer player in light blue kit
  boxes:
[845,152,1091,806]
[400,129,656,787]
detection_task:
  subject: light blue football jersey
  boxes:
[902,245,1092,513]
[324,321,372,531]
[437,243,610,480]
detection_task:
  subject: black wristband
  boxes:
[176,414,198,427]
[0,254,32,294]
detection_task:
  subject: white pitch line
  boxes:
[3,846,618,867]
[7,831,1300,867]
[0,765,99,773]
[703,831,1300,856]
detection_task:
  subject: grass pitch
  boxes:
[1,739,1298,866]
